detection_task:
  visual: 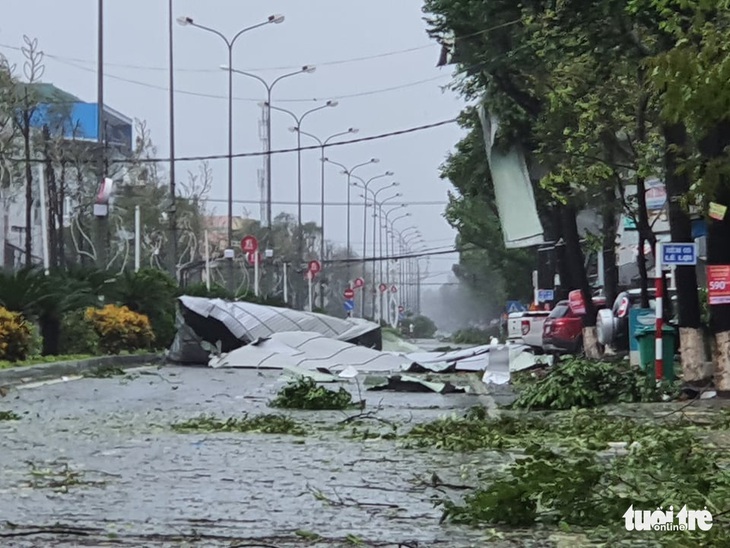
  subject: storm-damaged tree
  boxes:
[634,0,730,392]
[424,0,623,356]
[11,36,45,267]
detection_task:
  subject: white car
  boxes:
[507,310,550,352]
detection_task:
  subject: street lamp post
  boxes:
[267,103,338,278]
[361,182,400,317]
[322,158,379,281]
[351,173,393,317]
[378,196,403,289]
[221,66,316,229]
[295,128,359,310]
[382,206,407,325]
[178,14,284,257]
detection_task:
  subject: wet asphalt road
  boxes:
[0,365,543,547]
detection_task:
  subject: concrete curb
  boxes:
[0,353,163,387]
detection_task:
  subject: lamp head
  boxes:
[177,16,193,26]
[302,65,316,73]
[385,171,394,176]
[391,182,399,186]
[288,126,298,133]
[348,127,359,134]
[269,14,285,24]
[326,100,338,107]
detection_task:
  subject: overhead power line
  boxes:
[8,118,459,164]
[0,19,519,74]
[205,198,448,206]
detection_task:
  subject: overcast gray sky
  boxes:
[1,0,466,284]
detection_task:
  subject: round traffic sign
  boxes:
[379,283,387,293]
[353,277,365,289]
[241,235,258,253]
[308,260,321,275]
[390,285,398,293]
[343,288,355,300]
[398,305,404,312]
[246,251,262,265]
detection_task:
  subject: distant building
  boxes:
[1,82,133,269]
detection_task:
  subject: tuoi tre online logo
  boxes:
[623,505,713,532]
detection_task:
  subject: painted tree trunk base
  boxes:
[679,327,710,385]
[583,326,601,359]
[713,330,730,397]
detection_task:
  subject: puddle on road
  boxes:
[0,366,573,547]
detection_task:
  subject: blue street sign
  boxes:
[506,300,526,314]
[537,289,555,303]
[343,299,355,311]
[661,243,697,266]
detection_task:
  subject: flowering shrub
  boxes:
[0,306,32,361]
[85,304,155,355]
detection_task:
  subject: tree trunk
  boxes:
[58,163,66,268]
[42,126,59,268]
[560,204,600,357]
[664,122,708,386]
[700,120,730,396]
[22,123,33,268]
[40,315,61,356]
[602,184,619,306]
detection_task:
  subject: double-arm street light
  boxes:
[221,65,316,228]
[358,182,399,319]
[177,13,284,253]
[266,102,338,263]
[294,127,359,309]
[381,203,407,290]
[322,157,379,279]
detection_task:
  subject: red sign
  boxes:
[353,277,365,289]
[379,283,387,293]
[708,265,730,305]
[398,305,404,313]
[308,260,321,275]
[343,288,355,300]
[390,285,398,293]
[241,235,258,253]
[246,251,261,265]
[568,289,586,315]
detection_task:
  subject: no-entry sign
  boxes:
[241,235,258,253]
[343,288,355,300]
[353,277,365,289]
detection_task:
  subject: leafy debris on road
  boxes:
[26,461,106,493]
[402,406,692,452]
[0,410,20,420]
[438,427,730,546]
[270,376,361,410]
[82,365,127,378]
[510,357,679,410]
[172,413,308,436]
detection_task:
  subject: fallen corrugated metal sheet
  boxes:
[367,374,466,394]
[168,296,381,363]
[208,332,413,373]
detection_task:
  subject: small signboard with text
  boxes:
[568,290,586,315]
[661,243,697,266]
[708,265,730,305]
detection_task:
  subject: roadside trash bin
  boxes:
[634,325,677,382]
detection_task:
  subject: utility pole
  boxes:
[168,0,178,279]
[95,0,108,270]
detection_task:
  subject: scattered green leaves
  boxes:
[270,377,359,411]
[172,413,308,436]
[438,427,730,545]
[404,406,675,452]
[511,357,678,410]
[0,410,20,421]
